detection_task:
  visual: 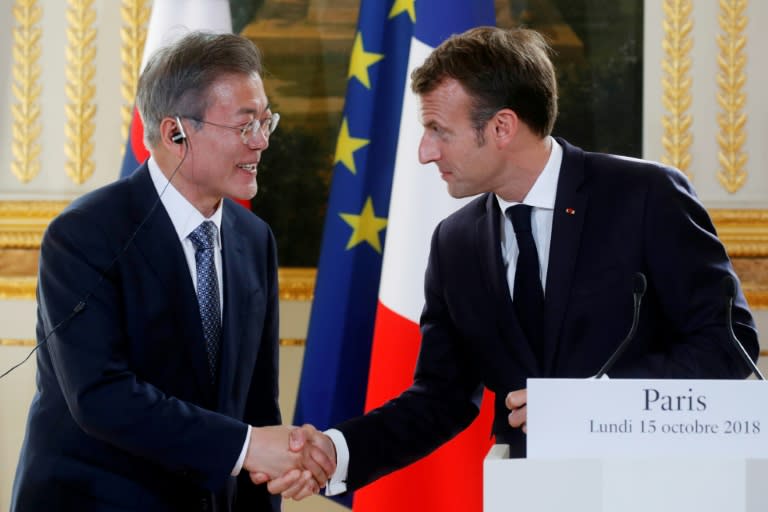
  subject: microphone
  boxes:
[594,272,647,379]
[722,275,764,380]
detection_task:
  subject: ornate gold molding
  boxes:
[661,0,693,177]
[0,270,316,302]
[710,209,768,257]
[716,0,748,193]
[11,0,43,184]
[278,267,316,301]
[279,338,307,347]
[0,200,68,249]
[0,277,37,299]
[0,338,36,347]
[0,338,307,347]
[64,0,97,185]
[745,291,768,310]
[119,0,150,139]
[1,203,765,307]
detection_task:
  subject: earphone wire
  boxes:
[0,135,190,380]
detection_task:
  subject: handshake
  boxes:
[244,424,337,500]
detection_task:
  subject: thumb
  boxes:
[250,472,269,485]
[289,427,306,452]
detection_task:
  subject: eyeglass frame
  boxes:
[182,112,280,144]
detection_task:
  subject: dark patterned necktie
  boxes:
[188,221,222,382]
[507,205,545,352]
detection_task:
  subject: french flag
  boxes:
[119,0,249,208]
[295,1,496,510]
[353,3,496,511]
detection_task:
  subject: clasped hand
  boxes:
[245,424,336,501]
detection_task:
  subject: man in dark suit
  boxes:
[11,32,331,511]
[266,26,760,497]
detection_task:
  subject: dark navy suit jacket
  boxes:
[12,165,281,511]
[336,138,759,490]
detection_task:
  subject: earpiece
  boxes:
[171,115,187,144]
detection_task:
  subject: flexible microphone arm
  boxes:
[594,272,647,379]
[722,275,764,380]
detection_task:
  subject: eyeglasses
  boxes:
[185,113,280,144]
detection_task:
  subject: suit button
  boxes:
[200,496,210,511]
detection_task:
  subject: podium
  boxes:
[484,445,768,511]
[484,379,768,511]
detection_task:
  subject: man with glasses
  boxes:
[12,32,332,512]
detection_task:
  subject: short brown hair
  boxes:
[411,27,557,137]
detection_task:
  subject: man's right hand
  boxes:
[247,424,336,500]
[261,424,337,500]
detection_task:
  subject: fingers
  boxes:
[250,471,269,485]
[292,424,337,483]
[505,388,527,410]
[265,468,303,495]
[304,425,337,479]
[506,388,528,433]
[251,423,337,498]
[244,425,298,477]
[279,470,319,501]
[299,445,330,487]
[288,427,305,452]
[508,404,527,433]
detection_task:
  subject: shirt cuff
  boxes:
[231,425,251,476]
[323,428,349,496]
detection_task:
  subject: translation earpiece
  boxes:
[171,115,187,144]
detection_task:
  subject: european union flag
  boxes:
[295,0,495,508]
[292,1,414,499]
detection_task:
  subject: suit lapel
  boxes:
[216,204,251,411]
[477,194,510,307]
[127,167,216,405]
[477,194,540,373]
[542,138,588,373]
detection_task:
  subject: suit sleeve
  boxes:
[610,167,759,378]
[40,208,247,491]
[234,225,282,511]
[335,222,482,491]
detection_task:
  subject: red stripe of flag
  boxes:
[354,302,495,512]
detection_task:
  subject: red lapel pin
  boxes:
[565,208,576,215]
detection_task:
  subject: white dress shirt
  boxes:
[147,158,250,476]
[496,137,563,298]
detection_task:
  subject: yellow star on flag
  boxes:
[334,117,369,174]
[348,31,384,89]
[388,0,416,22]
[339,197,388,253]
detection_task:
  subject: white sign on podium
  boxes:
[484,379,768,512]
[526,378,768,458]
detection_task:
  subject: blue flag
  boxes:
[294,1,411,433]
[294,1,495,508]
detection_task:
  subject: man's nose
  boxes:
[418,134,439,164]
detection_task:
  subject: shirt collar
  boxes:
[147,157,223,247]
[496,136,563,212]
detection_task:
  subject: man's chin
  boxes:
[232,184,258,201]
[446,185,472,199]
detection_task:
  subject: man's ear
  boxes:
[491,108,519,147]
[160,117,187,154]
